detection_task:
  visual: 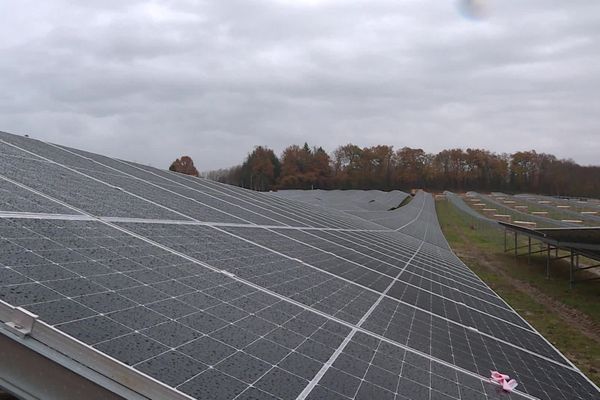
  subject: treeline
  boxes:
[202,143,600,197]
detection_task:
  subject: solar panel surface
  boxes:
[0,131,598,400]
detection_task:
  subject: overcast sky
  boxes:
[1,0,599,170]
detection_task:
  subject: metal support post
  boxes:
[546,245,550,278]
[569,249,574,289]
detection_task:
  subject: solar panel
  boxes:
[0,130,598,400]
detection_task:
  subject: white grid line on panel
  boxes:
[0,205,512,326]
[0,170,564,398]
[272,227,521,320]
[220,192,596,394]
[214,226,565,366]
[326,229,487,288]
[49,141,326,230]
[0,139,198,223]
[0,176,537,340]
[3,137,593,395]
[0,210,92,221]
[112,156,385,231]
[297,225,428,400]
[2,159,575,373]
[260,228,535,337]
[0,209,391,232]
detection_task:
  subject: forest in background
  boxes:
[176,143,600,198]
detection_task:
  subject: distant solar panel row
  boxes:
[0,131,598,400]
[274,189,409,213]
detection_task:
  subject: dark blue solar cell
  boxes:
[107,306,169,330]
[116,285,169,304]
[279,351,322,380]
[94,332,168,366]
[57,316,131,345]
[24,298,96,325]
[234,387,279,400]
[215,351,270,384]
[89,273,140,290]
[211,324,259,348]
[178,311,229,334]
[76,291,137,313]
[255,367,308,400]
[44,277,105,297]
[178,336,236,366]
[135,351,206,387]
[179,369,247,400]
[0,267,32,285]
[141,321,200,347]
[0,282,62,305]
[147,298,198,319]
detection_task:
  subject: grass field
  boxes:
[436,199,600,386]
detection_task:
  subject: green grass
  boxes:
[436,199,600,385]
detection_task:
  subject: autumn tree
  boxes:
[360,145,394,189]
[394,147,429,189]
[463,149,508,190]
[204,143,600,198]
[278,144,313,189]
[311,146,333,189]
[510,150,543,192]
[278,143,332,189]
[169,156,199,177]
[332,144,363,189]
[240,146,280,191]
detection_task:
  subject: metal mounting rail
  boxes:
[0,300,193,400]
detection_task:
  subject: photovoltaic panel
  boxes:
[115,222,380,326]
[0,218,350,399]
[57,141,389,230]
[0,177,81,215]
[0,131,598,400]
[0,144,185,221]
[274,189,409,213]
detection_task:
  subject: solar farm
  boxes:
[1,131,599,400]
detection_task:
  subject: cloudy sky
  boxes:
[1,0,599,170]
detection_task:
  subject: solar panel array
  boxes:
[467,192,574,228]
[0,131,598,400]
[274,189,409,219]
[443,191,499,227]
[514,194,600,225]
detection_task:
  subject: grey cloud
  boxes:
[0,0,599,170]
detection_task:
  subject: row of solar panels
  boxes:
[443,191,499,227]
[0,131,597,400]
[514,194,600,224]
[273,190,409,212]
[467,193,576,228]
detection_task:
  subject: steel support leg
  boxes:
[570,249,574,289]
[546,245,550,279]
